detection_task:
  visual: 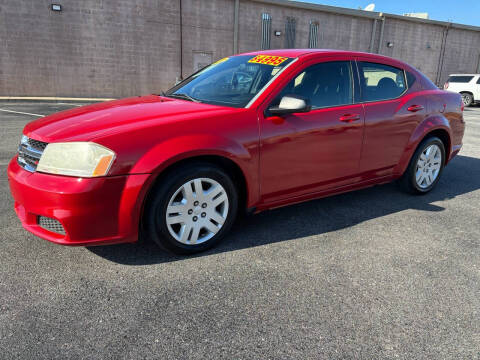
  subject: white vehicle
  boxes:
[444,74,480,107]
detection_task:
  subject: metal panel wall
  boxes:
[261,13,272,50]
[308,21,319,48]
[285,17,296,48]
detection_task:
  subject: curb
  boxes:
[0,96,115,103]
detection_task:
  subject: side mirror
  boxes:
[268,95,311,115]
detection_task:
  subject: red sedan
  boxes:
[8,50,465,254]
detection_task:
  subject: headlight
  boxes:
[37,142,115,177]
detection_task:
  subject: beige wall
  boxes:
[1,0,479,98]
[238,0,373,52]
[442,28,480,78]
[379,18,445,82]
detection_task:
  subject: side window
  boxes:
[274,61,353,109]
[358,62,406,101]
[477,77,480,84]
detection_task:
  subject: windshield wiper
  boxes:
[163,92,201,103]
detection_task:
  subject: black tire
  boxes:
[398,136,446,195]
[461,92,473,107]
[144,163,238,255]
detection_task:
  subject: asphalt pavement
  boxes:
[0,101,479,359]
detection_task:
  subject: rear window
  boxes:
[448,76,474,83]
[406,71,417,87]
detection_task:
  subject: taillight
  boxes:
[444,82,449,90]
[460,97,464,112]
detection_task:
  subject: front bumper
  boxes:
[7,157,150,246]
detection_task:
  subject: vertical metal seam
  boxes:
[261,13,265,49]
[233,0,239,54]
[437,23,451,86]
[369,19,377,53]
[377,16,385,54]
[435,27,447,85]
[267,15,271,49]
[308,21,319,48]
[308,20,313,49]
[292,18,296,48]
[312,25,315,48]
[285,17,296,48]
[179,0,183,80]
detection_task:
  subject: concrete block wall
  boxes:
[442,28,480,82]
[378,18,445,82]
[238,0,373,53]
[1,0,479,98]
[180,0,235,77]
[0,0,182,97]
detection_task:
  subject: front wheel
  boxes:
[398,137,446,194]
[144,163,238,254]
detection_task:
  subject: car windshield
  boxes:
[165,55,294,108]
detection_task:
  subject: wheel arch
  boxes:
[425,128,451,161]
[144,154,248,210]
[395,117,452,176]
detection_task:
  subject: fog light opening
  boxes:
[38,216,66,235]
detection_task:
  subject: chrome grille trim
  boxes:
[38,216,66,235]
[17,135,48,172]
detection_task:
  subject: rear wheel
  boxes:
[398,136,445,194]
[144,163,238,254]
[461,92,473,107]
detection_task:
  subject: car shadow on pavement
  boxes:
[87,154,480,265]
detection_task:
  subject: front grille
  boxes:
[17,136,48,172]
[38,216,66,235]
[28,138,48,151]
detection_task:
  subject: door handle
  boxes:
[339,114,361,122]
[407,105,424,112]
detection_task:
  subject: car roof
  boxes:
[237,48,383,58]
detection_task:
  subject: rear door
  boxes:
[356,59,426,176]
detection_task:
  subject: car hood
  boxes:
[24,95,231,142]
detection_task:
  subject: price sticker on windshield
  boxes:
[248,55,289,66]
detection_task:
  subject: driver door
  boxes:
[258,59,365,204]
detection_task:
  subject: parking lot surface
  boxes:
[1,101,479,359]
